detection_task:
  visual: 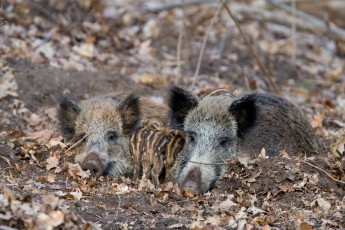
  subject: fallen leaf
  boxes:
[314,197,331,210]
[183,187,196,199]
[46,155,59,171]
[35,211,64,230]
[300,222,312,230]
[217,197,237,211]
[279,150,291,159]
[47,172,56,183]
[310,114,323,129]
[258,148,269,160]
[331,135,345,157]
[72,43,96,58]
[67,163,90,179]
[27,129,54,145]
[69,189,83,200]
[0,71,18,99]
[130,72,167,89]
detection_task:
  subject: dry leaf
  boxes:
[312,197,331,210]
[300,222,312,230]
[69,189,83,201]
[331,135,345,157]
[0,71,18,99]
[217,197,237,211]
[3,187,16,201]
[183,187,196,199]
[310,114,323,129]
[47,172,56,183]
[279,150,291,159]
[27,129,54,145]
[258,148,269,160]
[67,163,90,179]
[130,72,167,89]
[35,211,64,230]
[72,43,96,58]
[46,155,59,171]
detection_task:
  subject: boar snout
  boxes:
[81,152,103,177]
[181,167,203,194]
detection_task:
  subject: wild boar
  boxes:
[131,119,185,186]
[58,94,168,177]
[168,86,321,194]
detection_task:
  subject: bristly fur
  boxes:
[58,97,81,140]
[119,94,141,135]
[169,86,199,129]
[228,94,257,138]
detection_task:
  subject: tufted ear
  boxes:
[228,94,257,137]
[118,94,141,135]
[168,86,199,129]
[58,98,81,140]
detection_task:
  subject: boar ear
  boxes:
[58,98,81,140]
[169,86,199,129]
[229,94,257,137]
[118,94,141,135]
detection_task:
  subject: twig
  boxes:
[63,133,91,155]
[201,88,235,99]
[145,0,213,12]
[115,194,121,220]
[176,30,183,85]
[267,0,345,42]
[301,160,345,185]
[291,0,296,64]
[192,1,223,87]
[27,1,56,22]
[146,0,345,43]
[190,160,229,166]
[222,2,279,94]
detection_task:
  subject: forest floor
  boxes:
[0,0,344,229]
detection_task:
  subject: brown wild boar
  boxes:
[58,94,168,177]
[168,86,321,194]
[131,119,185,186]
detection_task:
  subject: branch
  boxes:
[190,160,229,166]
[222,1,279,94]
[146,0,345,42]
[192,1,223,87]
[63,133,91,156]
[267,0,345,42]
[301,160,345,185]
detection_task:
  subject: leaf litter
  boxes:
[0,0,344,229]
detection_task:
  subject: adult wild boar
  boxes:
[168,87,321,194]
[58,94,168,177]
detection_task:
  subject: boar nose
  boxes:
[181,167,203,194]
[81,152,103,177]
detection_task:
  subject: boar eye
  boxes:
[107,131,118,144]
[219,137,230,148]
[186,131,196,143]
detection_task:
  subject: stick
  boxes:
[291,0,296,64]
[63,133,91,155]
[190,160,229,166]
[267,0,345,42]
[222,2,279,94]
[27,0,56,22]
[146,1,345,43]
[176,30,183,85]
[301,160,345,185]
[192,1,223,87]
[115,194,121,220]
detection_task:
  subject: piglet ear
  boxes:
[118,94,141,135]
[228,94,257,137]
[58,98,81,140]
[168,86,199,129]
